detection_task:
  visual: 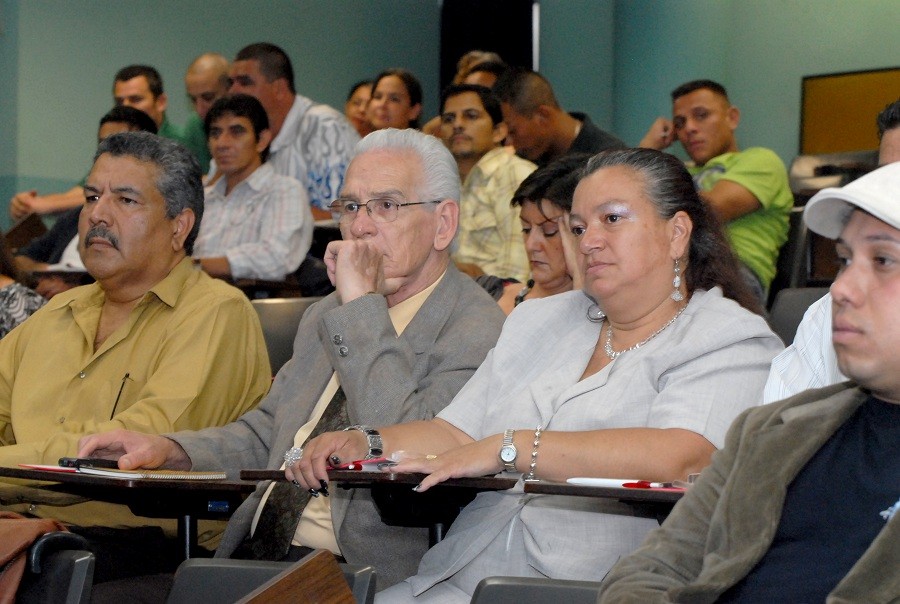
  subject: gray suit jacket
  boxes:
[598,383,900,603]
[170,265,505,588]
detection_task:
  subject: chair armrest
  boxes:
[471,576,603,604]
[28,531,90,573]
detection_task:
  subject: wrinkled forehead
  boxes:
[87,153,162,197]
[342,148,424,198]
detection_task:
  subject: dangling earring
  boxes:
[671,259,684,302]
[587,304,606,323]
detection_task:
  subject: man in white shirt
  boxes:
[763,99,900,402]
[192,94,312,281]
[226,42,359,218]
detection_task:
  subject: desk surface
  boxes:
[0,466,255,493]
[241,469,518,491]
[0,465,258,558]
[524,480,685,504]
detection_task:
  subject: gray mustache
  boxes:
[85,225,120,250]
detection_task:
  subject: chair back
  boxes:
[767,206,810,309]
[768,287,830,345]
[166,555,375,604]
[251,297,323,375]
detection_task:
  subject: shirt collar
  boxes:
[387,269,447,336]
[60,257,196,313]
[210,162,272,197]
[270,94,313,153]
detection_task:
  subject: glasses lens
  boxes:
[331,201,361,222]
[370,199,399,223]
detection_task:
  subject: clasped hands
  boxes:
[287,431,506,493]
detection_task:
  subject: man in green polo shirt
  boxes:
[641,79,792,302]
[113,64,209,171]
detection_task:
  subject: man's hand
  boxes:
[639,117,676,151]
[323,240,392,304]
[287,430,369,490]
[10,190,38,220]
[77,430,192,471]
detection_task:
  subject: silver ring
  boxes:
[284,447,303,466]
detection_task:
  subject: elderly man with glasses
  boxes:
[79,128,506,595]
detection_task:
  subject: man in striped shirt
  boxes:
[192,94,312,281]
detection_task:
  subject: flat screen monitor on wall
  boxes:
[800,66,900,155]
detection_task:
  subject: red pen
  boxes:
[332,457,393,471]
[622,481,675,489]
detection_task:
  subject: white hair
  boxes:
[354,128,461,203]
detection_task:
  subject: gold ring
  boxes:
[425,454,437,460]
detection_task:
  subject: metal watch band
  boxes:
[500,428,517,472]
[343,425,384,459]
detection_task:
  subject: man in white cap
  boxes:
[764,99,900,402]
[597,162,900,603]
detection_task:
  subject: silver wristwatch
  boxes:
[498,429,518,472]
[343,425,384,459]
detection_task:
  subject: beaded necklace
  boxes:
[604,305,687,360]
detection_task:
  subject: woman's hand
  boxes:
[559,214,583,290]
[391,434,504,492]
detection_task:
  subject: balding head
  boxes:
[185,53,230,120]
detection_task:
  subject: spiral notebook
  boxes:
[76,467,227,480]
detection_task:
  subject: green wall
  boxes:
[3,0,898,230]
[0,0,21,206]
[1,0,441,227]
[612,0,900,163]
[541,0,616,129]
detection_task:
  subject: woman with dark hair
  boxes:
[344,80,373,138]
[492,153,589,313]
[295,148,782,601]
[367,68,423,130]
[0,234,45,338]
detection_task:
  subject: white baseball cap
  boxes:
[803,162,900,239]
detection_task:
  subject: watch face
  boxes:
[500,446,516,463]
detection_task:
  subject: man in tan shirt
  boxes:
[0,132,271,580]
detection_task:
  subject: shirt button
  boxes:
[338,346,349,357]
[58,417,65,424]
[79,371,86,379]
[332,335,343,345]
[28,504,37,513]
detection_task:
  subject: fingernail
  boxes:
[412,484,421,492]
[308,488,319,498]
[292,480,301,488]
[320,480,329,497]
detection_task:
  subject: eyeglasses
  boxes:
[328,198,441,223]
